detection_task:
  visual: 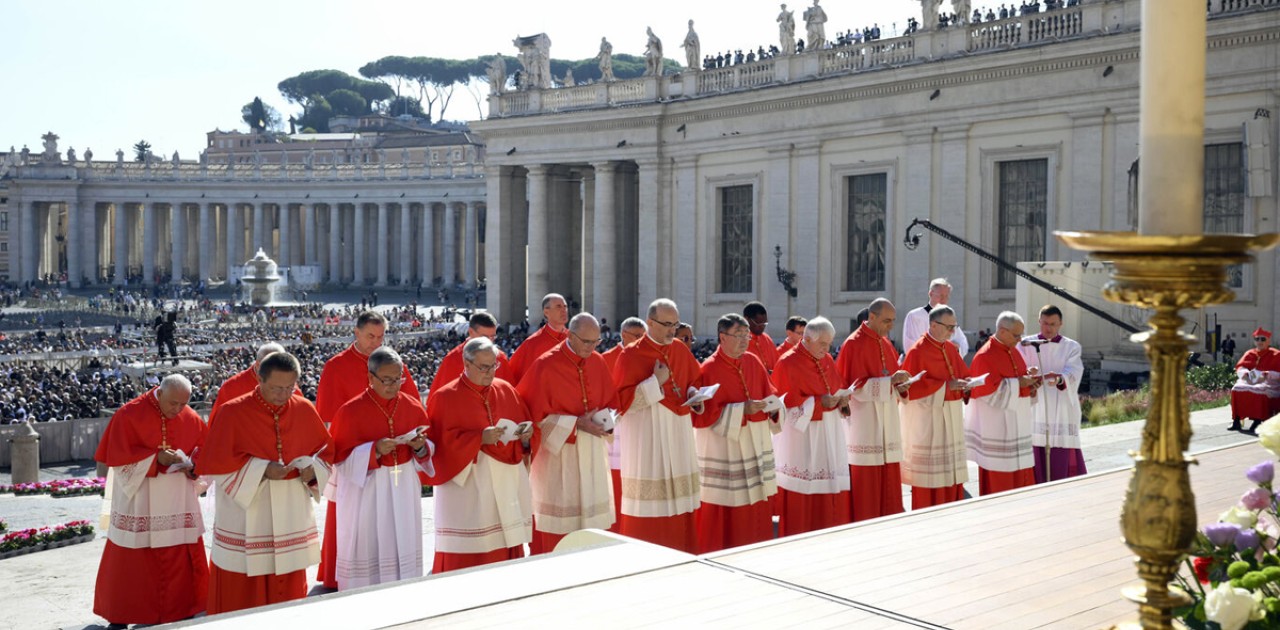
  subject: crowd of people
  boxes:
[88,282,1101,626]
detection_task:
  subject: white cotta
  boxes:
[433,452,532,554]
[1018,338,1084,449]
[616,375,701,517]
[334,441,431,590]
[845,376,905,466]
[898,390,969,488]
[103,454,206,549]
[695,402,777,507]
[964,378,1035,472]
[773,399,850,495]
[209,456,331,577]
[531,414,616,534]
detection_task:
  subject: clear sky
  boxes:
[2,0,938,158]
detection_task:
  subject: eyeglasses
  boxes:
[466,359,499,373]
[933,322,958,331]
[720,331,751,341]
[370,373,404,387]
[570,331,601,346]
[649,318,679,329]
[1256,337,1270,342]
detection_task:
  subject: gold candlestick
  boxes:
[1057,231,1279,629]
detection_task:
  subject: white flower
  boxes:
[1259,419,1280,458]
[1222,505,1259,529]
[1205,583,1257,630]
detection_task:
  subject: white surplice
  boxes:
[845,376,904,466]
[433,453,532,554]
[898,391,969,487]
[964,378,1034,472]
[209,457,331,577]
[695,402,777,507]
[101,454,205,549]
[1018,337,1084,450]
[531,414,615,534]
[616,375,701,517]
[774,398,850,495]
[335,442,434,590]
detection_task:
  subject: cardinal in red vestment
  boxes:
[507,293,570,385]
[899,306,971,509]
[613,299,704,553]
[693,314,778,553]
[196,352,333,615]
[427,311,511,404]
[94,376,208,626]
[427,337,538,572]
[517,313,619,554]
[210,343,299,427]
[1231,327,1280,433]
[600,317,647,532]
[744,301,779,372]
[965,313,1040,495]
[314,311,421,589]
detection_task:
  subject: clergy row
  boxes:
[1229,327,1280,434]
[88,295,1087,626]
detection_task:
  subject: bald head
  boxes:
[567,313,601,358]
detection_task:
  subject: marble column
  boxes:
[170,203,187,281]
[278,204,292,270]
[353,203,366,284]
[399,203,412,285]
[227,203,242,280]
[592,163,616,322]
[303,204,316,265]
[635,160,659,310]
[329,204,342,284]
[63,201,80,287]
[250,202,265,255]
[464,201,478,287]
[199,203,213,282]
[82,201,99,285]
[143,203,158,284]
[525,165,550,319]
[114,203,128,285]
[376,202,389,286]
[421,204,435,285]
[442,203,457,286]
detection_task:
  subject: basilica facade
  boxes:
[473,0,1280,339]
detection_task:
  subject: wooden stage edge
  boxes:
[172,441,1266,630]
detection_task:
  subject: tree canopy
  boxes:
[241,97,283,133]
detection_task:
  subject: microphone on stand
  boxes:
[1019,337,1050,347]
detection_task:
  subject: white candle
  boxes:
[1137,0,1206,236]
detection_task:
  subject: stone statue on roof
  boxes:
[803,0,827,50]
[597,38,615,82]
[778,4,796,55]
[644,27,664,77]
[682,20,701,71]
[513,34,552,90]
[487,54,507,95]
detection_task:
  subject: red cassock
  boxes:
[94,391,209,625]
[901,335,969,509]
[517,343,620,554]
[507,326,568,385]
[835,324,906,522]
[209,366,301,428]
[968,339,1036,495]
[777,338,798,357]
[749,331,780,372]
[770,349,851,535]
[426,377,538,573]
[314,344,421,589]
[427,341,511,404]
[1233,347,1280,421]
[333,389,430,476]
[693,348,777,553]
[612,336,703,553]
[195,391,333,615]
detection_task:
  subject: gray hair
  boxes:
[803,316,835,340]
[867,298,894,316]
[568,312,599,333]
[647,298,678,320]
[996,311,1024,331]
[718,313,749,335]
[367,346,404,374]
[620,317,647,333]
[928,305,956,324]
[541,293,565,310]
[463,337,497,363]
[929,278,952,292]
[255,342,286,363]
[158,373,192,395]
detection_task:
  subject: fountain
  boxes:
[241,248,283,306]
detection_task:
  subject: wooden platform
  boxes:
[177,442,1263,630]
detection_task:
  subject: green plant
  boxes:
[1188,363,1238,392]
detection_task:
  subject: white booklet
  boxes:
[832,386,855,399]
[495,418,534,444]
[683,383,721,407]
[590,409,618,433]
[902,372,926,387]
[962,373,989,389]
[165,448,195,475]
[759,393,786,414]
[393,426,428,445]
[285,445,327,471]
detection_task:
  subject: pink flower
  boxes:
[1242,488,1272,511]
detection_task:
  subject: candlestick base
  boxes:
[1056,230,1279,630]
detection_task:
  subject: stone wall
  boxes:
[0,403,211,468]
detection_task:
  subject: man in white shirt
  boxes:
[901,278,969,356]
[1017,305,1086,483]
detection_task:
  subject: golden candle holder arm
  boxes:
[1056,231,1280,630]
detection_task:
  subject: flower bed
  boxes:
[0,520,95,560]
[1082,384,1230,427]
[3,478,105,498]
